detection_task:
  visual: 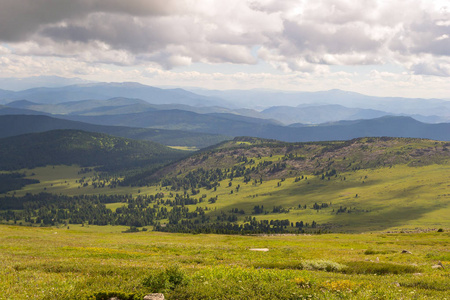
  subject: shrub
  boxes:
[400,277,449,291]
[364,249,397,255]
[301,260,347,272]
[253,259,346,272]
[342,261,420,275]
[142,265,189,293]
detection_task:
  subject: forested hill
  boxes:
[0,114,229,149]
[0,130,187,171]
[143,136,450,186]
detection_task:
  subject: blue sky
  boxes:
[0,0,449,98]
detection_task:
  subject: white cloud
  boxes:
[0,0,449,98]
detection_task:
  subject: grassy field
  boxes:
[1,138,449,299]
[4,163,449,232]
[2,165,148,197]
[0,225,449,299]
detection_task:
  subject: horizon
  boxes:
[0,75,449,103]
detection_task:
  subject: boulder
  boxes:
[144,294,165,300]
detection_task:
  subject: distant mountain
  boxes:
[4,97,244,117]
[61,110,450,142]
[0,130,186,171]
[3,80,448,123]
[275,116,450,142]
[0,82,230,107]
[3,100,39,108]
[0,76,94,91]
[62,109,279,133]
[5,98,155,115]
[191,88,450,119]
[261,104,389,124]
[0,115,230,149]
[7,97,449,125]
[0,105,51,116]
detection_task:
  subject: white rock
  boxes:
[144,294,165,300]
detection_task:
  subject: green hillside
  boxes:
[1,136,449,233]
[0,130,187,172]
[151,136,450,181]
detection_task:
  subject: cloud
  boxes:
[0,0,182,42]
[0,0,449,76]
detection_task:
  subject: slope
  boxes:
[0,130,187,172]
[0,114,229,148]
[127,136,450,232]
[1,136,449,232]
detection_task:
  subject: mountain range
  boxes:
[0,115,229,149]
[0,82,227,107]
[1,78,449,125]
[0,77,449,147]
[2,112,449,147]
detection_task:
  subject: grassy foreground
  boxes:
[1,225,449,299]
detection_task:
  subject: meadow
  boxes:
[0,225,449,299]
[1,138,449,299]
[3,162,449,232]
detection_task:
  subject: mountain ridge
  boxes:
[0,114,230,148]
[0,129,187,171]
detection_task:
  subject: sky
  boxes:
[0,0,449,98]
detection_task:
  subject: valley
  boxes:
[0,81,449,300]
[1,136,449,234]
[2,1,450,298]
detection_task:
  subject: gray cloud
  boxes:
[282,20,383,54]
[412,61,450,76]
[0,0,181,41]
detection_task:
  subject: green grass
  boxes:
[2,163,450,232]
[1,165,152,197]
[0,225,449,299]
[168,146,198,151]
[161,163,450,232]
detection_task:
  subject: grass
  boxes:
[0,225,449,299]
[2,163,450,232]
[168,146,198,151]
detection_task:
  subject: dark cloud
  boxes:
[0,0,180,41]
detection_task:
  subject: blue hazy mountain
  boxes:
[0,82,230,107]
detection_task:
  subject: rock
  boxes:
[401,250,412,254]
[249,248,269,252]
[144,294,165,300]
[432,265,443,269]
